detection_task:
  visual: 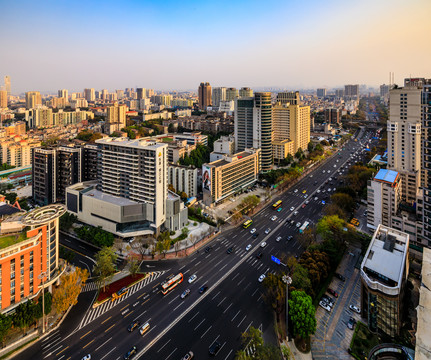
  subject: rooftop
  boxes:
[21,204,66,226]
[374,169,399,185]
[0,231,27,249]
[84,188,139,207]
[96,137,167,150]
[208,150,258,168]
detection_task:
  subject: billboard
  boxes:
[202,165,211,192]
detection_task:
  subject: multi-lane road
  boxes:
[17,128,378,360]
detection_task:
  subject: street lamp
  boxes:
[282,275,292,341]
[38,271,48,334]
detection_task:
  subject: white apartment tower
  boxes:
[212,87,226,107]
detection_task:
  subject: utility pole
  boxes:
[38,271,48,334]
[282,275,292,340]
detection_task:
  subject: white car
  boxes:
[290,207,295,211]
[246,244,252,251]
[296,222,301,228]
[81,356,91,360]
[314,197,318,201]
[310,175,313,178]
[294,189,298,193]
[260,242,267,248]
[188,274,197,284]
[327,170,330,173]
[271,215,277,221]
[317,189,321,193]
[258,274,266,283]
[250,228,256,234]
[305,200,309,204]
[264,228,271,234]
[276,236,282,242]
[334,165,336,167]
[319,301,331,312]
[293,211,298,216]
[322,170,325,173]
[349,305,361,313]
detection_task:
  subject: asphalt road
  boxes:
[16,128,379,360]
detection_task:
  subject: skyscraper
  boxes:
[226,88,239,102]
[317,88,327,98]
[58,89,68,99]
[84,88,95,102]
[198,82,212,109]
[25,91,42,109]
[101,89,108,100]
[4,75,11,96]
[344,84,359,99]
[0,90,7,108]
[137,88,146,100]
[234,97,254,151]
[254,92,273,171]
[239,87,253,98]
[212,87,226,107]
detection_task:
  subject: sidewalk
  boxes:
[282,339,313,360]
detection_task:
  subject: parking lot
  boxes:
[311,246,362,360]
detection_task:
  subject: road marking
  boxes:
[188,312,199,323]
[217,297,226,307]
[100,347,116,360]
[164,348,177,360]
[194,261,201,267]
[83,339,95,349]
[142,298,150,306]
[137,292,146,299]
[231,310,241,322]
[157,339,171,353]
[200,325,212,339]
[224,349,233,360]
[120,304,129,311]
[95,337,112,352]
[80,330,92,339]
[211,291,220,300]
[153,282,160,288]
[168,297,177,305]
[223,303,233,314]
[194,318,205,330]
[244,321,253,332]
[237,315,247,327]
[56,346,68,356]
[124,310,134,318]
[173,303,183,312]
[105,324,115,333]
[101,316,112,325]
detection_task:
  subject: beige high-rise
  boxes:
[25,91,42,109]
[387,87,422,204]
[107,102,127,126]
[0,90,7,108]
[198,82,212,109]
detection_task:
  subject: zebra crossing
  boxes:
[77,271,165,330]
[40,329,62,358]
[81,281,98,292]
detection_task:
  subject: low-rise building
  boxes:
[360,224,409,337]
[168,164,198,198]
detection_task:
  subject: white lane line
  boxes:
[194,318,205,331]
[232,273,240,281]
[231,310,241,322]
[223,303,233,314]
[244,321,253,332]
[211,291,220,300]
[200,325,212,339]
[168,297,177,305]
[95,337,112,352]
[194,261,201,267]
[164,348,177,360]
[157,339,171,353]
[237,278,244,286]
[188,312,199,323]
[224,349,233,360]
[100,347,117,360]
[217,297,226,307]
[218,264,228,272]
[205,254,211,259]
[173,303,183,312]
[237,315,247,327]
[251,288,259,297]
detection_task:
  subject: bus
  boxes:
[299,221,310,233]
[161,273,183,295]
[272,200,282,210]
[243,220,253,229]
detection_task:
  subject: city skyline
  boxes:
[1,0,430,93]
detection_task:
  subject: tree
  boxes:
[316,215,346,244]
[94,247,117,292]
[299,250,331,289]
[288,290,316,339]
[331,192,355,214]
[0,313,12,347]
[236,326,282,360]
[13,301,37,335]
[297,228,316,249]
[135,236,151,258]
[127,255,140,278]
[156,239,171,258]
[262,273,285,322]
[35,292,52,319]
[291,265,312,295]
[59,212,77,231]
[53,267,88,313]
[323,203,347,219]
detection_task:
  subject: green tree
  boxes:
[0,313,12,347]
[13,301,37,335]
[316,215,346,244]
[291,264,312,295]
[94,247,117,292]
[35,292,52,318]
[236,326,282,360]
[127,255,140,278]
[331,192,355,214]
[59,212,77,231]
[262,273,285,322]
[288,290,316,339]
[156,239,171,258]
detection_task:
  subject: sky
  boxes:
[1,0,430,94]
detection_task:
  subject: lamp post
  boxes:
[282,275,292,341]
[38,271,48,334]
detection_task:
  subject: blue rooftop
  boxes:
[374,169,398,184]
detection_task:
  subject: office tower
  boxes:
[317,88,327,98]
[116,89,125,99]
[32,148,57,205]
[212,87,226,107]
[239,87,253,98]
[276,91,300,105]
[137,88,146,100]
[58,89,68,99]
[4,75,11,96]
[234,97,254,151]
[198,82,212,109]
[324,108,340,124]
[254,92,273,171]
[25,91,42,109]
[387,85,422,204]
[344,84,359,99]
[335,89,344,98]
[96,138,168,229]
[226,88,239,101]
[0,90,7,108]
[84,88,95,102]
[101,89,108,100]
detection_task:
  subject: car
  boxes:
[246,244,252,251]
[181,351,194,360]
[81,355,91,360]
[258,274,266,282]
[199,285,208,294]
[302,190,306,194]
[226,247,234,254]
[294,189,298,193]
[260,241,267,248]
[334,273,346,281]
[304,194,308,199]
[317,189,321,193]
[180,289,191,299]
[305,200,310,204]
[327,288,338,298]
[252,232,259,238]
[128,320,141,332]
[347,317,356,330]
[334,164,337,167]
[314,197,318,201]
[256,252,263,259]
[321,295,334,307]
[322,170,326,173]
[319,301,331,312]
[302,204,306,208]
[349,305,361,313]
[123,346,137,360]
[293,211,298,216]
[250,228,256,234]
[327,170,330,173]
[296,222,301,228]
[310,175,313,178]
[327,188,331,192]
[205,246,212,253]
[276,236,282,242]
[277,207,282,212]
[139,322,150,336]
[329,178,332,181]
[290,206,295,211]
[271,215,277,221]
[264,228,271,234]
[209,341,221,356]
[287,235,293,241]
[188,274,197,283]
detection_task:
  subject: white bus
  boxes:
[299,221,310,233]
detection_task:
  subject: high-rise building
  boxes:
[136,88,146,100]
[106,102,127,125]
[234,97,254,152]
[84,88,95,102]
[380,84,390,98]
[32,148,57,205]
[58,89,68,99]
[239,87,253,98]
[0,90,7,108]
[4,75,11,96]
[335,89,344,98]
[226,87,239,102]
[101,89,108,100]
[82,144,99,181]
[198,82,212,109]
[116,89,125,99]
[344,84,359,99]
[317,88,327,98]
[276,91,300,105]
[168,164,198,198]
[324,108,341,125]
[212,87,226,107]
[254,92,273,172]
[25,91,42,109]
[27,107,53,128]
[387,85,422,204]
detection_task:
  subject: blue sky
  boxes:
[1,0,430,93]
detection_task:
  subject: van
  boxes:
[139,322,150,336]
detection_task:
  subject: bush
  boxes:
[75,225,114,247]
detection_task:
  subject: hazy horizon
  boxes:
[1,0,430,94]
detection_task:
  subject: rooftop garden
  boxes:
[0,231,28,249]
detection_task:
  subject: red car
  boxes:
[302,204,306,208]
[327,288,338,298]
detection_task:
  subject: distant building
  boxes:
[324,108,340,125]
[344,84,359,99]
[226,88,238,102]
[27,107,53,128]
[136,88,146,100]
[276,91,300,105]
[335,89,344,98]
[380,84,390,98]
[317,88,326,98]
[83,88,95,102]
[174,132,208,146]
[239,87,253,98]
[58,89,68,99]
[25,91,42,109]
[168,164,198,198]
[4,76,11,96]
[198,82,212,109]
[360,224,409,337]
[0,90,7,108]
[212,87,226,107]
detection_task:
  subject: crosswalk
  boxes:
[41,329,62,358]
[77,271,165,330]
[81,281,98,292]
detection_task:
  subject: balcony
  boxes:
[361,269,400,296]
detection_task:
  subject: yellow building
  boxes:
[0,90,7,108]
[202,148,261,206]
[272,139,294,163]
[25,91,42,109]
